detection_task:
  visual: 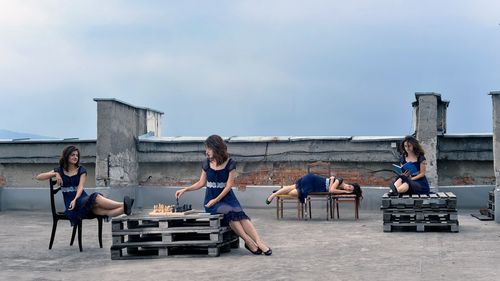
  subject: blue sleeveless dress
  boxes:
[295,173,330,203]
[398,155,430,194]
[203,158,249,223]
[54,166,102,226]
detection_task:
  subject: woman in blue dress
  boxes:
[389,136,430,195]
[36,145,134,226]
[265,173,362,204]
[176,135,272,256]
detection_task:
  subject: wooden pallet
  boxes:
[111,212,239,259]
[111,238,240,259]
[383,210,457,223]
[381,192,457,209]
[383,221,459,232]
[112,212,224,230]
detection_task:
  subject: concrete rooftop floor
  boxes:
[1,208,500,281]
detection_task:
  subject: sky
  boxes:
[0,0,499,139]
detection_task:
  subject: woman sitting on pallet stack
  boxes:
[36,145,134,227]
[388,136,430,196]
[265,173,362,205]
[175,135,272,256]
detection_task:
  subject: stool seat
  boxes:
[276,194,305,220]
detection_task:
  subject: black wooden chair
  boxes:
[49,179,104,252]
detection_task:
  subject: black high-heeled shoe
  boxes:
[263,248,272,256]
[244,244,262,255]
[266,190,279,205]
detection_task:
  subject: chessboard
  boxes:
[149,203,195,216]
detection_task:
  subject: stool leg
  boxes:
[308,199,312,220]
[276,199,279,219]
[326,198,329,220]
[336,200,340,219]
[355,198,359,220]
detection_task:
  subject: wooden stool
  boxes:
[332,194,360,219]
[276,194,305,220]
[306,192,333,220]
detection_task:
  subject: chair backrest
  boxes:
[49,179,61,217]
[307,161,331,177]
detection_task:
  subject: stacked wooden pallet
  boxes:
[381,192,459,232]
[488,190,495,219]
[110,212,239,259]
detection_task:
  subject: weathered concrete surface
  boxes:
[413,93,441,186]
[1,209,500,281]
[0,134,494,188]
[94,98,163,187]
[491,91,500,222]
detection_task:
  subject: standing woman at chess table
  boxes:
[176,135,272,255]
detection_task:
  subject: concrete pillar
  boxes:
[489,91,500,222]
[411,93,449,187]
[94,99,163,187]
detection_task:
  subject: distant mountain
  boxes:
[0,129,56,140]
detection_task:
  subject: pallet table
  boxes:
[110,212,239,259]
[381,192,459,233]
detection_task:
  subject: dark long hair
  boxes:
[59,145,80,171]
[400,136,425,157]
[204,135,228,165]
[352,183,362,198]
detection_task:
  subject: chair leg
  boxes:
[49,219,58,250]
[98,218,103,248]
[77,221,83,252]
[70,224,77,246]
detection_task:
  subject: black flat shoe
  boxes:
[129,198,135,214]
[124,196,132,215]
[263,248,272,256]
[388,183,399,195]
[265,198,272,205]
[244,244,262,255]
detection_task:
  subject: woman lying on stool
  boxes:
[265,173,362,205]
[388,136,430,196]
[36,145,134,227]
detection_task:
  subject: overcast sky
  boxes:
[0,0,499,139]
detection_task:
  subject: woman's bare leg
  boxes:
[93,206,124,217]
[396,182,409,193]
[240,219,270,252]
[394,178,404,188]
[267,184,297,203]
[229,221,259,251]
[94,195,123,210]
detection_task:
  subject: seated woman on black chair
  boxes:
[36,145,134,226]
[265,173,362,204]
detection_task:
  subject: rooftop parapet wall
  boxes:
[0,140,96,187]
[0,135,494,188]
